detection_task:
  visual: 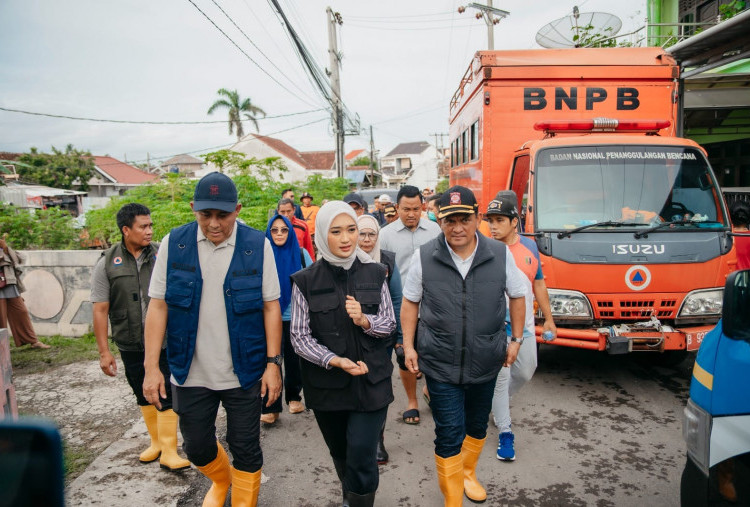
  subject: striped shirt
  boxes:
[290,281,395,369]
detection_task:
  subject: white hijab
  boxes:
[315,201,374,270]
[356,214,382,263]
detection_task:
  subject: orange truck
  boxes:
[448,48,736,360]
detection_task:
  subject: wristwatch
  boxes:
[266,355,283,366]
[510,336,524,344]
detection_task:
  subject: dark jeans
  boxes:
[172,382,263,473]
[119,348,172,410]
[262,320,302,414]
[425,376,497,458]
[313,407,388,495]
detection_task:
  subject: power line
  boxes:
[208,0,321,107]
[347,11,454,20]
[0,106,326,125]
[185,0,317,108]
[345,22,478,31]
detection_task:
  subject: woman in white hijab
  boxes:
[289,201,395,507]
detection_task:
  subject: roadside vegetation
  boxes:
[10,333,114,375]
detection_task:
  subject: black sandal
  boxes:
[402,409,420,425]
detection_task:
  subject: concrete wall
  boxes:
[19,250,102,337]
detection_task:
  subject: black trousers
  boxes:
[172,382,263,473]
[262,320,303,413]
[313,406,388,495]
[119,348,173,410]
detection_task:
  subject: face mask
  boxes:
[427,211,437,222]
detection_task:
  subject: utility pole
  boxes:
[369,126,376,187]
[458,1,510,50]
[327,7,345,178]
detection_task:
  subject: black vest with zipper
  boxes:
[291,258,393,412]
[102,241,157,352]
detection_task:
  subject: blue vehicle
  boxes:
[681,269,750,505]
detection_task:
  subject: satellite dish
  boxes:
[536,6,622,48]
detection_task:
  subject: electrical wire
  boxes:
[0,106,326,125]
[185,0,317,108]
[208,0,321,107]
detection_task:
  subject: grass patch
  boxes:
[10,333,118,375]
[63,441,98,484]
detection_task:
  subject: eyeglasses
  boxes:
[359,232,377,239]
[270,227,289,234]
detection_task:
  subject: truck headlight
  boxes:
[683,398,711,476]
[547,289,593,319]
[678,289,723,317]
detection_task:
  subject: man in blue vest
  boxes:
[401,186,526,506]
[143,172,282,507]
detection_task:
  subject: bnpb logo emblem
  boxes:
[625,265,651,291]
[113,256,123,265]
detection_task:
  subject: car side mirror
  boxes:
[0,419,64,506]
[722,269,750,342]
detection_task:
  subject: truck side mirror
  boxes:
[722,269,750,342]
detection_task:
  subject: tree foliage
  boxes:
[351,156,375,168]
[84,154,350,246]
[16,144,96,190]
[0,204,80,250]
[207,88,266,141]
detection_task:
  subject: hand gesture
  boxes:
[345,295,369,328]
[504,341,521,368]
[99,351,117,377]
[143,366,166,410]
[261,366,282,407]
[330,356,369,376]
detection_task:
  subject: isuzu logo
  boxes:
[612,244,665,255]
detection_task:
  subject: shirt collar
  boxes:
[196,221,237,248]
[443,232,480,263]
[396,217,430,232]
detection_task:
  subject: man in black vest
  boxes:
[91,203,190,471]
[400,186,527,506]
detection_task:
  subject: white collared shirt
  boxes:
[379,217,441,281]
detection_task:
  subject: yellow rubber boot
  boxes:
[156,409,191,471]
[197,443,232,507]
[139,405,161,463]
[435,453,464,507]
[462,435,487,503]
[230,466,262,507]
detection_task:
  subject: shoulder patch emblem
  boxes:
[113,256,123,265]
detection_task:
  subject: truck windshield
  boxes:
[535,146,727,231]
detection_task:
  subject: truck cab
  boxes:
[680,269,750,505]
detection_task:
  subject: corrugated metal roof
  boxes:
[385,141,431,157]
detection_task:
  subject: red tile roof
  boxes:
[345,149,365,160]
[253,134,310,168]
[300,151,335,171]
[93,156,158,184]
[347,165,370,171]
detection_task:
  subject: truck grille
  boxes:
[593,296,678,319]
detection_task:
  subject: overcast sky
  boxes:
[0,0,646,166]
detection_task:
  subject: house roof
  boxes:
[252,134,311,168]
[345,149,365,160]
[347,165,370,171]
[385,141,431,157]
[300,151,335,171]
[93,156,158,185]
[161,154,204,166]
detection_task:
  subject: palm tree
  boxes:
[207,88,266,141]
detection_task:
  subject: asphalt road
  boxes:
[171,344,693,506]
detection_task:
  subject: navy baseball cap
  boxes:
[437,186,478,219]
[193,172,238,213]
[343,192,366,209]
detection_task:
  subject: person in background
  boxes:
[299,192,320,240]
[261,214,313,425]
[282,188,304,220]
[383,204,399,225]
[357,214,402,466]
[425,193,442,223]
[401,186,526,506]
[372,194,391,226]
[143,172,282,507]
[0,236,50,349]
[486,191,556,462]
[343,192,368,217]
[730,200,750,270]
[290,201,395,507]
[90,203,189,471]
[380,185,441,425]
[278,198,315,260]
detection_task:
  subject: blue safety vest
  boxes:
[165,221,267,388]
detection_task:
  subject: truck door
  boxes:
[509,154,530,230]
